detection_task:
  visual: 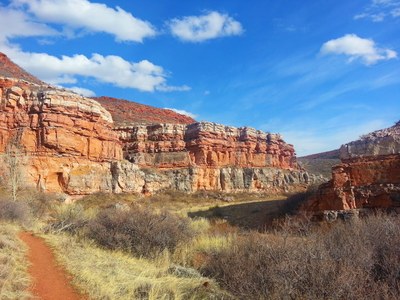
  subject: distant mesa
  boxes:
[299,149,340,160]
[298,149,340,179]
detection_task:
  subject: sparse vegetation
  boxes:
[0,224,31,300]
[0,199,31,224]
[44,233,229,300]
[201,214,400,299]
[86,206,195,258]
[1,186,399,300]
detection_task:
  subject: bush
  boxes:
[279,185,318,216]
[0,199,30,223]
[201,214,400,299]
[86,207,194,257]
[45,203,88,234]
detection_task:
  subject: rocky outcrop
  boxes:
[0,76,122,194]
[305,122,400,211]
[116,122,297,169]
[0,52,316,197]
[110,122,315,193]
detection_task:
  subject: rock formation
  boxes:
[305,122,400,211]
[0,52,316,198]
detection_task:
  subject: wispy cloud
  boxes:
[11,0,156,42]
[354,0,400,22]
[157,85,191,92]
[164,108,197,119]
[68,86,96,97]
[320,34,397,65]
[168,11,243,42]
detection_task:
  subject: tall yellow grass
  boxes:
[0,223,31,300]
[44,233,230,299]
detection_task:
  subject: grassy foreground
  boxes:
[43,233,229,300]
[0,223,31,300]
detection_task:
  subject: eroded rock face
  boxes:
[107,121,317,194]
[0,53,317,197]
[305,122,400,211]
[115,121,297,170]
[0,76,122,194]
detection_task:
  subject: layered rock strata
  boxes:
[305,122,400,211]
[0,76,122,194]
[0,53,315,197]
[112,122,313,193]
[116,122,297,169]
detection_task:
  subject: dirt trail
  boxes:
[19,232,85,300]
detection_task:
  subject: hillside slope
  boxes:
[298,149,340,178]
[0,53,43,85]
[94,96,195,126]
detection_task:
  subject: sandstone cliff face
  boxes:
[0,52,316,197]
[305,122,400,211]
[110,122,314,193]
[116,122,297,169]
[0,76,122,194]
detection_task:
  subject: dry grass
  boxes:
[44,233,230,300]
[0,223,31,300]
[85,207,194,258]
[201,214,400,299]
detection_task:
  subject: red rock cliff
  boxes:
[114,122,298,170]
[0,52,315,197]
[0,74,122,194]
[305,122,400,211]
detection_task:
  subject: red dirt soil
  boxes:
[94,96,196,126]
[19,232,85,300]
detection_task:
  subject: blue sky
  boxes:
[0,0,399,155]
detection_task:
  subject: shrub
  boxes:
[45,203,88,234]
[201,214,400,299]
[279,185,318,216]
[86,207,194,257]
[0,199,30,223]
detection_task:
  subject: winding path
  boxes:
[19,232,85,300]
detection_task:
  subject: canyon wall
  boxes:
[0,76,122,195]
[305,122,400,211]
[114,122,312,194]
[0,52,316,198]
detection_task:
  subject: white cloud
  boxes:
[68,86,96,97]
[157,85,191,92]
[355,0,400,21]
[11,0,156,42]
[164,108,197,119]
[0,43,190,92]
[320,34,397,65]
[0,1,189,93]
[168,11,243,42]
[0,6,57,42]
